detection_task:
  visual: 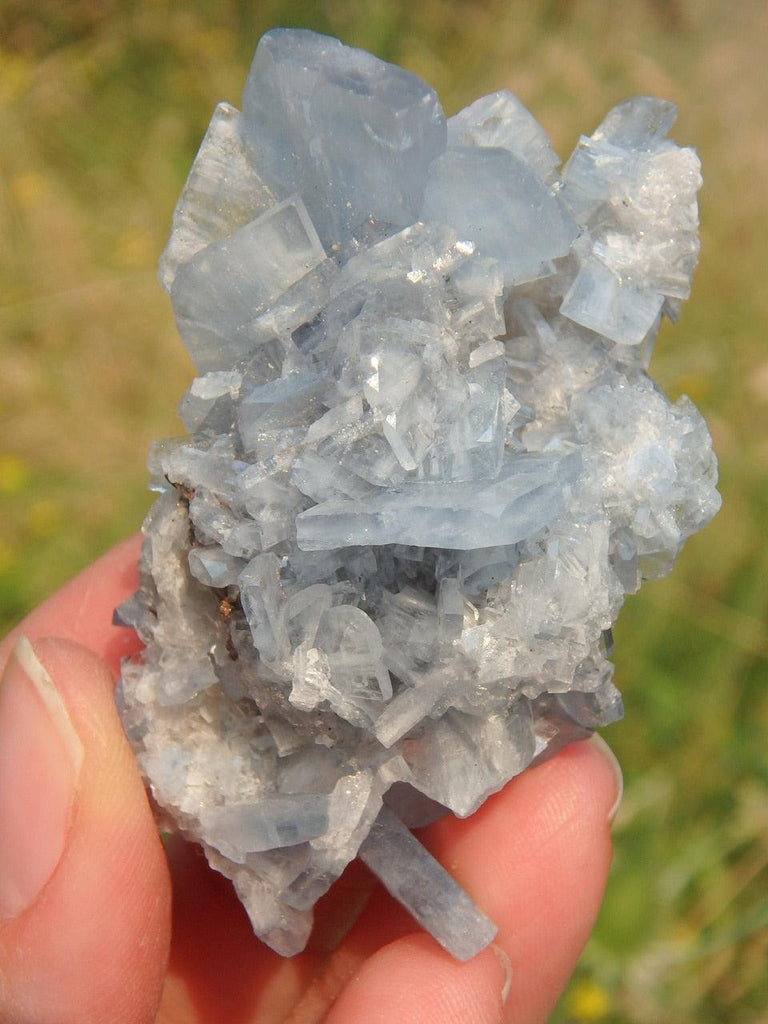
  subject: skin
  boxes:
[0,536,620,1024]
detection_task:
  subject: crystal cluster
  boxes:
[117,29,720,960]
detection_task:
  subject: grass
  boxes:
[1,1,767,1020]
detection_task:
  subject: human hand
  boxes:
[0,535,622,1024]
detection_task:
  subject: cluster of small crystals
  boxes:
[117,29,721,960]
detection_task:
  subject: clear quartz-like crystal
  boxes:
[117,29,720,960]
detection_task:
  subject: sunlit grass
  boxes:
[2,2,766,1020]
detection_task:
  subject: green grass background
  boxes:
[1,1,766,1020]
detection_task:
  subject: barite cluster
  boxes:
[117,29,721,959]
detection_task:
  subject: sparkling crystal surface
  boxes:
[117,29,720,960]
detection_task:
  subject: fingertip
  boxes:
[324,933,508,1024]
[417,738,620,1023]
[586,732,624,823]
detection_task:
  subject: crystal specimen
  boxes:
[116,29,721,960]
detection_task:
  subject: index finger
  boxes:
[0,534,143,675]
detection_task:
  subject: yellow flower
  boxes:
[566,977,610,1021]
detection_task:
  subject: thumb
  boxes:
[0,636,171,1024]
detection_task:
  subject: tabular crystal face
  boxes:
[117,29,720,960]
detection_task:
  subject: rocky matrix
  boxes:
[116,29,721,960]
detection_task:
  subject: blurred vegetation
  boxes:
[1,1,767,1020]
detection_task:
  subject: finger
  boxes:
[323,935,509,1024]
[157,836,322,1024]
[0,636,171,1024]
[291,737,620,1024]
[420,736,622,1023]
[0,534,143,675]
